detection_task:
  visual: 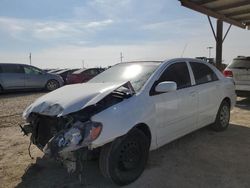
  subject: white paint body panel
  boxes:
[24,58,236,151]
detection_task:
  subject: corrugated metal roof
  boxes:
[180,0,250,29]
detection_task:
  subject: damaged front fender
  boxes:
[23,81,135,118]
[22,81,135,157]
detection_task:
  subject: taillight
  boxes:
[223,70,233,77]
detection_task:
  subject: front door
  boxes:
[24,65,46,88]
[152,62,198,147]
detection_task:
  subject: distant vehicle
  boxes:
[22,58,235,185]
[47,69,65,74]
[55,69,79,83]
[43,69,55,72]
[224,56,250,97]
[66,68,104,84]
[0,63,64,93]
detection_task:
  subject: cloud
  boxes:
[0,17,114,41]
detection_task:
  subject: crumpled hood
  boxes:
[23,82,129,118]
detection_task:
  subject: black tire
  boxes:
[99,128,150,186]
[210,100,230,132]
[46,80,59,91]
[0,85,3,93]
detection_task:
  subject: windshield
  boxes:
[89,62,161,92]
[229,59,250,69]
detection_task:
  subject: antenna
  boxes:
[120,52,124,63]
[82,60,84,68]
[29,53,32,65]
[181,43,188,57]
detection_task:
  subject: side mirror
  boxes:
[155,81,177,93]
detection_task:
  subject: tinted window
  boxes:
[24,66,42,75]
[158,62,191,89]
[228,59,250,69]
[190,62,218,85]
[1,64,24,73]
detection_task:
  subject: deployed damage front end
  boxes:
[20,81,135,173]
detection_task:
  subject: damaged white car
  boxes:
[21,58,236,185]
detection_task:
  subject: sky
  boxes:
[0,0,249,69]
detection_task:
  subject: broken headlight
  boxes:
[41,104,64,116]
[44,120,102,156]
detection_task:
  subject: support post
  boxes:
[216,19,223,70]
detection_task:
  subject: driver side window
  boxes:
[158,62,191,90]
[24,66,41,75]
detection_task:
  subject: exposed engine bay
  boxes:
[20,82,135,174]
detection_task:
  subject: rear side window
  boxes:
[158,62,191,89]
[1,64,24,73]
[228,59,250,69]
[190,62,218,85]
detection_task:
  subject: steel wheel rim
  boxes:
[220,105,229,127]
[47,81,57,90]
[118,141,141,171]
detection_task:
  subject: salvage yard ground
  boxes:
[0,92,250,188]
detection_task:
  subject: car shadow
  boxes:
[236,97,250,110]
[16,123,250,188]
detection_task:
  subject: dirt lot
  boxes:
[0,92,250,188]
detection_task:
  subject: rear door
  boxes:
[24,65,46,88]
[0,64,25,89]
[189,61,221,128]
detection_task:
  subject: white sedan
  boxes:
[22,58,236,185]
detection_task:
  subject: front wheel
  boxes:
[99,129,150,186]
[46,80,59,91]
[0,85,3,93]
[211,100,230,131]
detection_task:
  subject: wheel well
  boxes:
[134,123,151,142]
[0,84,3,91]
[223,97,231,108]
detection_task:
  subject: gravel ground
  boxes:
[0,92,250,188]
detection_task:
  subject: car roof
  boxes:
[234,56,250,61]
[0,63,33,66]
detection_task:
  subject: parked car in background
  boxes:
[47,69,65,74]
[224,56,250,97]
[55,69,79,83]
[0,63,64,93]
[66,68,104,84]
[22,58,236,185]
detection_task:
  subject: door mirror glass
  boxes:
[155,81,177,93]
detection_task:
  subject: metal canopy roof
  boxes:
[180,0,250,29]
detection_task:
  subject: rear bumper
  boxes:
[235,84,250,92]
[236,90,250,97]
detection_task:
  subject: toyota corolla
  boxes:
[21,58,236,185]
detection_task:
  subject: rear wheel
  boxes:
[99,128,150,186]
[46,80,59,91]
[0,85,3,93]
[211,100,230,131]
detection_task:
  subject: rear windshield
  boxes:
[229,59,250,69]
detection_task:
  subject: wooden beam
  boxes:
[213,1,250,11]
[197,0,217,5]
[234,15,250,21]
[180,0,246,29]
[225,8,250,17]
